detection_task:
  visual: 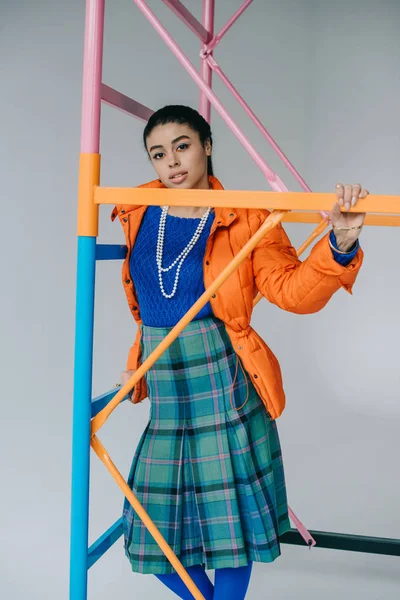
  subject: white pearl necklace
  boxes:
[156,205,211,299]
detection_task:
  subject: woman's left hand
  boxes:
[329,183,369,252]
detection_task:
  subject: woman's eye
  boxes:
[177,143,189,151]
[153,152,164,160]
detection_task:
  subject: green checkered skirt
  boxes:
[123,316,290,574]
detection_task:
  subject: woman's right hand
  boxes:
[121,369,136,399]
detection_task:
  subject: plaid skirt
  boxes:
[122,316,290,574]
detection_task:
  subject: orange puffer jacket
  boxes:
[111,176,363,419]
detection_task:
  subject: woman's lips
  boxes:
[170,172,188,184]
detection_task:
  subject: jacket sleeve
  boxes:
[250,209,364,314]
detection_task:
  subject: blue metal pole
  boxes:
[70,0,104,593]
[70,236,97,600]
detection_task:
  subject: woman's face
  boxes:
[145,122,212,190]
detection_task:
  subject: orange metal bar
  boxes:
[91,435,206,600]
[94,186,400,214]
[296,219,329,255]
[78,153,100,236]
[253,219,328,308]
[91,210,286,435]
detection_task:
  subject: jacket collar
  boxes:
[111,176,237,227]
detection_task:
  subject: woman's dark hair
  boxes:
[143,105,214,176]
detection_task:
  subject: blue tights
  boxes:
[155,562,253,600]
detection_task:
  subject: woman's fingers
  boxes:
[349,185,368,209]
[351,183,361,207]
[335,183,366,210]
[336,183,344,206]
[344,184,353,211]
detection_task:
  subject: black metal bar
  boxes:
[87,522,400,568]
[280,528,400,556]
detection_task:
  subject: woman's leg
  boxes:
[213,562,253,600]
[155,564,214,600]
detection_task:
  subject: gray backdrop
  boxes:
[1,0,399,598]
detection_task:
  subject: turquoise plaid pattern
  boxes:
[122,316,290,574]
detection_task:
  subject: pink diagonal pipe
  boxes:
[205,55,328,219]
[206,56,311,192]
[132,0,288,192]
[162,0,209,43]
[289,507,316,548]
[203,0,254,56]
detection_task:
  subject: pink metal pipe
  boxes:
[80,0,105,153]
[289,508,316,548]
[205,55,329,220]
[199,0,215,122]
[101,84,153,121]
[206,56,312,192]
[132,0,288,192]
[162,0,209,43]
[203,0,254,56]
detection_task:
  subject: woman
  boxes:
[112,105,368,599]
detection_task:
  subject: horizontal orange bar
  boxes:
[94,186,400,215]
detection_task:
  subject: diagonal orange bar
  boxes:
[91,435,206,600]
[91,210,286,435]
[94,186,400,214]
[295,220,329,255]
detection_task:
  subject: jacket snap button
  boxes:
[125,279,130,284]
[217,220,221,224]
[212,294,216,298]
[230,213,234,217]
[121,209,125,214]
[238,345,242,350]
[123,217,128,223]
[206,261,210,265]
[254,374,258,378]
[132,306,138,311]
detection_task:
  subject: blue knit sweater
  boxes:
[130,207,359,327]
